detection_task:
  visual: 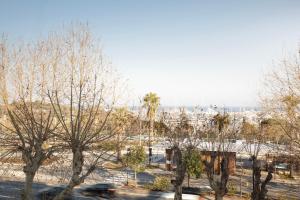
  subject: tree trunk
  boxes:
[139,132,142,146]
[150,118,154,139]
[240,167,243,197]
[289,162,294,177]
[289,143,293,178]
[204,153,229,200]
[139,119,142,146]
[259,167,273,200]
[251,155,273,200]
[148,119,153,165]
[53,182,76,200]
[187,173,190,188]
[171,146,186,200]
[54,147,84,200]
[174,184,183,200]
[22,171,35,200]
[22,151,41,200]
[117,133,121,162]
[252,156,261,200]
[134,170,137,187]
[215,193,223,200]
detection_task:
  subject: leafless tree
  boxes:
[260,50,300,198]
[42,25,126,200]
[0,35,62,200]
[242,118,275,200]
[161,108,202,200]
[261,51,300,153]
[199,111,239,200]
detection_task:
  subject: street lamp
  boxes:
[149,146,152,164]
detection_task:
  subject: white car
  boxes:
[159,192,201,200]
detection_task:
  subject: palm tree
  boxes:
[213,113,230,134]
[143,92,160,165]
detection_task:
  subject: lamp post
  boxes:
[149,146,152,165]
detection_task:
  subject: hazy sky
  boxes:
[1,0,300,107]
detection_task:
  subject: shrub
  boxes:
[227,182,237,196]
[151,176,170,191]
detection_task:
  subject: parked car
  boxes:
[80,183,116,198]
[159,192,201,200]
[182,186,212,195]
[275,163,289,170]
[36,186,73,200]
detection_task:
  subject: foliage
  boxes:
[151,176,171,191]
[241,117,285,144]
[95,140,119,151]
[262,51,300,150]
[143,92,160,165]
[154,120,169,136]
[227,182,237,196]
[240,119,258,140]
[184,148,203,179]
[110,107,133,161]
[143,92,160,121]
[122,145,146,172]
[111,107,132,132]
[213,113,230,132]
[175,110,193,138]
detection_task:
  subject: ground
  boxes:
[0,144,300,200]
[0,165,299,199]
[0,179,248,200]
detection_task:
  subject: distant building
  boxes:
[165,148,236,175]
[200,151,236,175]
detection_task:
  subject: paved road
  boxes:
[0,180,164,200]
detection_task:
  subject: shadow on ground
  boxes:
[0,180,48,199]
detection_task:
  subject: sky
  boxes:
[1,0,300,107]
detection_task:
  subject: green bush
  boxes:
[227,182,237,196]
[151,176,170,191]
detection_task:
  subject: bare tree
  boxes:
[43,25,125,200]
[260,50,300,198]
[0,35,62,200]
[161,108,201,200]
[262,51,300,153]
[200,112,239,200]
[243,118,275,200]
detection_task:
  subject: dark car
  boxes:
[80,183,116,198]
[36,186,73,200]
